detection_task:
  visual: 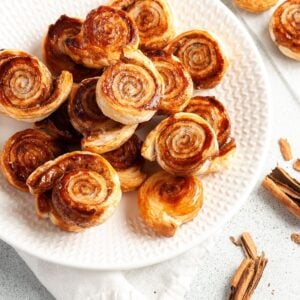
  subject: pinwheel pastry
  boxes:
[142,112,219,176]
[43,15,103,83]
[0,49,73,122]
[269,0,300,61]
[184,96,236,174]
[68,77,138,154]
[145,50,193,114]
[96,50,164,125]
[109,0,175,50]
[184,96,231,147]
[103,135,147,192]
[199,138,237,175]
[26,151,122,231]
[0,129,65,192]
[35,101,82,143]
[64,6,139,68]
[138,171,203,237]
[165,30,229,89]
[234,0,278,13]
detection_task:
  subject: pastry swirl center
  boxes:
[65,170,107,205]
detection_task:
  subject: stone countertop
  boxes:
[0,1,299,299]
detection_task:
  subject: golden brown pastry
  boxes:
[234,0,278,13]
[184,96,231,147]
[145,50,193,114]
[35,192,52,219]
[26,151,122,232]
[103,135,147,192]
[96,50,164,124]
[138,171,203,237]
[199,138,237,175]
[109,0,175,50]
[68,77,138,153]
[0,129,65,192]
[185,96,236,174]
[269,0,300,61]
[142,112,219,176]
[0,49,73,122]
[43,15,103,83]
[165,30,229,89]
[35,101,82,143]
[64,6,139,68]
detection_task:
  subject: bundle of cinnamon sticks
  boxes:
[229,233,268,300]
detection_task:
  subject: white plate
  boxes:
[0,0,270,270]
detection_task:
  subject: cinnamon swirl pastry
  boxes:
[184,96,236,174]
[68,77,138,153]
[26,151,122,232]
[269,0,300,61]
[234,0,278,13]
[64,6,139,68]
[184,96,231,147]
[35,192,52,219]
[43,15,103,83]
[0,129,65,192]
[199,138,237,175]
[103,135,147,192]
[0,49,73,122]
[96,50,164,125]
[142,112,219,176]
[35,101,82,143]
[109,0,175,50]
[145,50,193,114]
[165,30,229,89]
[138,171,203,237]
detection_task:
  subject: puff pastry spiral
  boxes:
[270,0,300,61]
[43,15,103,83]
[26,151,121,231]
[138,171,203,237]
[202,138,237,175]
[64,6,139,68]
[142,112,219,176]
[234,0,278,13]
[0,129,65,192]
[35,101,82,143]
[145,50,193,114]
[0,49,73,122]
[184,96,231,146]
[96,50,164,124]
[165,30,228,89]
[109,0,175,50]
[103,135,147,192]
[68,77,138,153]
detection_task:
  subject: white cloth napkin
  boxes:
[17,235,216,300]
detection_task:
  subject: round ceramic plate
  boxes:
[0,0,270,269]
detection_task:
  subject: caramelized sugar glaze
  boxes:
[68,77,138,153]
[27,151,121,231]
[43,15,103,82]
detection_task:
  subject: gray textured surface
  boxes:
[0,240,53,300]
